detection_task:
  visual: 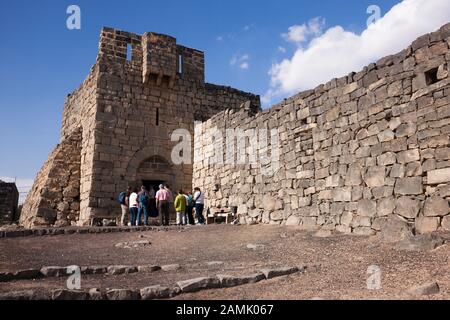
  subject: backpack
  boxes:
[118,192,127,205]
[139,192,149,205]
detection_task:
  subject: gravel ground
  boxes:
[0,224,448,300]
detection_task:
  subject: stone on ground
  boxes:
[176,277,221,293]
[52,289,89,300]
[140,285,173,300]
[106,289,140,300]
[406,281,440,296]
[260,267,299,279]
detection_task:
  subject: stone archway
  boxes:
[126,147,175,190]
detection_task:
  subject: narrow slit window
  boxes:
[126,43,132,61]
[156,108,159,126]
[178,54,183,74]
[425,67,439,85]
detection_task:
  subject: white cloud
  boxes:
[264,0,450,106]
[230,54,250,70]
[278,46,286,53]
[282,17,325,43]
[216,36,224,41]
[240,62,249,70]
[0,177,34,204]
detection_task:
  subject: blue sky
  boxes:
[2,0,448,196]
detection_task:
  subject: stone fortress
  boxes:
[21,23,450,236]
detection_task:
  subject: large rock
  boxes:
[263,196,277,211]
[423,197,450,217]
[377,198,395,216]
[397,149,420,164]
[40,266,68,277]
[137,265,161,273]
[140,285,173,300]
[217,273,265,287]
[442,215,450,231]
[81,266,107,275]
[394,177,423,195]
[88,288,105,300]
[106,289,140,300]
[363,167,385,188]
[161,264,181,272]
[176,277,221,293]
[427,168,450,185]
[107,265,138,275]
[0,290,37,300]
[260,266,299,279]
[285,215,300,226]
[415,216,440,234]
[406,281,440,296]
[52,289,89,300]
[13,269,42,280]
[395,197,421,219]
[396,234,444,251]
[379,215,413,243]
[357,199,377,217]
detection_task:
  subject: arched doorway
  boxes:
[136,155,175,192]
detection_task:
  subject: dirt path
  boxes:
[0,224,448,299]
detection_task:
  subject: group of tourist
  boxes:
[118,185,206,227]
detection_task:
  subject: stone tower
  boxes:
[20,27,260,228]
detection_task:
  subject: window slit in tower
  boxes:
[178,54,183,74]
[126,43,132,61]
[156,108,160,126]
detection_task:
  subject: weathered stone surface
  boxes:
[140,285,173,300]
[285,215,301,226]
[88,288,104,300]
[40,266,68,277]
[13,269,42,280]
[52,289,89,300]
[427,168,450,185]
[260,267,299,279]
[246,243,265,250]
[18,26,450,239]
[0,290,37,300]
[107,265,138,275]
[423,197,450,217]
[81,266,108,275]
[396,234,444,251]
[115,240,151,248]
[406,282,440,296]
[379,215,412,243]
[106,289,140,300]
[357,199,377,217]
[217,273,265,287]
[176,277,221,293]
[394,177,423,195]
[137,265,161,273]
[395,197,421,219]
[377,198,395,216]
[363,167,385,188]
[161,264,181,272]
[442,215,450,231]
[397,149,420,164]
[415,216,440,234]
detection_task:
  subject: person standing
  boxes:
[193,187,205,225]
[129,188,139,227]
[185,192,195,225]
[118,187,131,226]
[148,186,158,219]
[155,184,170,226]
[174,190,187,225]
[137,186,150,226]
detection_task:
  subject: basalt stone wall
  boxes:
[194,23,450,235]
[20,130,82,228]
[0,181,19,224]
[22,27,259,227]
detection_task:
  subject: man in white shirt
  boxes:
[129,188,139,226]
[193,187,205,225]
